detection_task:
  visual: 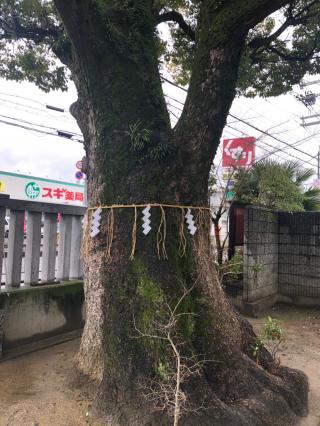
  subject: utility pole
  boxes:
[318,147,320,179]
[299,80,320,127]
[301,113,320,127]
[300,79,320,88]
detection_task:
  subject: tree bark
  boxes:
[54,1,308,424]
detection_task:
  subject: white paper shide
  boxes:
[142,204,152,235]
[90,207,102,237]
[185,208,197,235]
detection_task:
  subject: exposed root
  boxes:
[88,319,308,426]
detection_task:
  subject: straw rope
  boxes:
[88,203,210,211]
[178,207,187,258]
[156,205,168,260]
[86,203,210,261]
[106,208,114,260]
[129,205,138,260]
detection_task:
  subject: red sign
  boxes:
[222,137,255,168]
[42,187,84,203]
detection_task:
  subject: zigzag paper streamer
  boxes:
[142,204,151,235]
[90,207,102,237]
[185,208,197,235]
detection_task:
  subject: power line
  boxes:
[163,92,185,106]
[227,122,318,165]
[163,91,317,167]
[226,124,292,163]
[0,113,82,138]
[0,96,75,124]
[0,90,71,115]
[0,118,59,136]
[162,75,317,163]
[0,118,83,142]
[228,113,316,161]
[226,124,317,168]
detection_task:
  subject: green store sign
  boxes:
[25,182,40,199]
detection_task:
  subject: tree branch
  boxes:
[156,10,195,41]
[249,19,293,50]
[249,0,319,50]
[0,15,72,68]
[0,17,62,44]
[266,43,318,61]
[170,0,292,203]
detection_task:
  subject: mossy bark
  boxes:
[54,1,308,425]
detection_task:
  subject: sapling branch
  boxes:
[133,281,210,425]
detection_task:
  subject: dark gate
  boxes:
[228,202,245,260]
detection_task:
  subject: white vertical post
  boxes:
[41,213,57,283]
[0,207,5,289]
[6,210,24,288]
[56,214,72,281]
[69,215,83,280]
[24,211,42,285]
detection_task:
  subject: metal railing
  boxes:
[0,194,85,289]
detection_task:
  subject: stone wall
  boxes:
[244,207,279,302]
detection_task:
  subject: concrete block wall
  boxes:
[278,212,320,299]
[243,208,320,311]
[244,207,279,302]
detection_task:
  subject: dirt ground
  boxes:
[250,305,320,426]
[0,304,319,426]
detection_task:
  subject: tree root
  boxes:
[89,315,308,426]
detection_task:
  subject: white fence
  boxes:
[0,194,85,288]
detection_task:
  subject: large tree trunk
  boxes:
[54,1,308,424]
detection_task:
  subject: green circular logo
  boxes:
[25,182,40,199]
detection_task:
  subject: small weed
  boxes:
[253,316,283,365]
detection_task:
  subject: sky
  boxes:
[0,72,320,186]
[0,78,84,183]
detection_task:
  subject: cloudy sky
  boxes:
[0,72,320,186]
[0,78,84,183]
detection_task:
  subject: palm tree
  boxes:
[234,159,320,212]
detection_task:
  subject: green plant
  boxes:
[251,263,264,274]
[227,251,244,279]
[148,144,169,161]
[218,251,244,284]
[253,316,283,364]
[126,120,151,151]
[251,262,264,289]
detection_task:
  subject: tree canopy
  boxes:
[1,0,320,97]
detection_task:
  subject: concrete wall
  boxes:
[0,281,84,357]
[244,207,279,302]
[278,212,320,300]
